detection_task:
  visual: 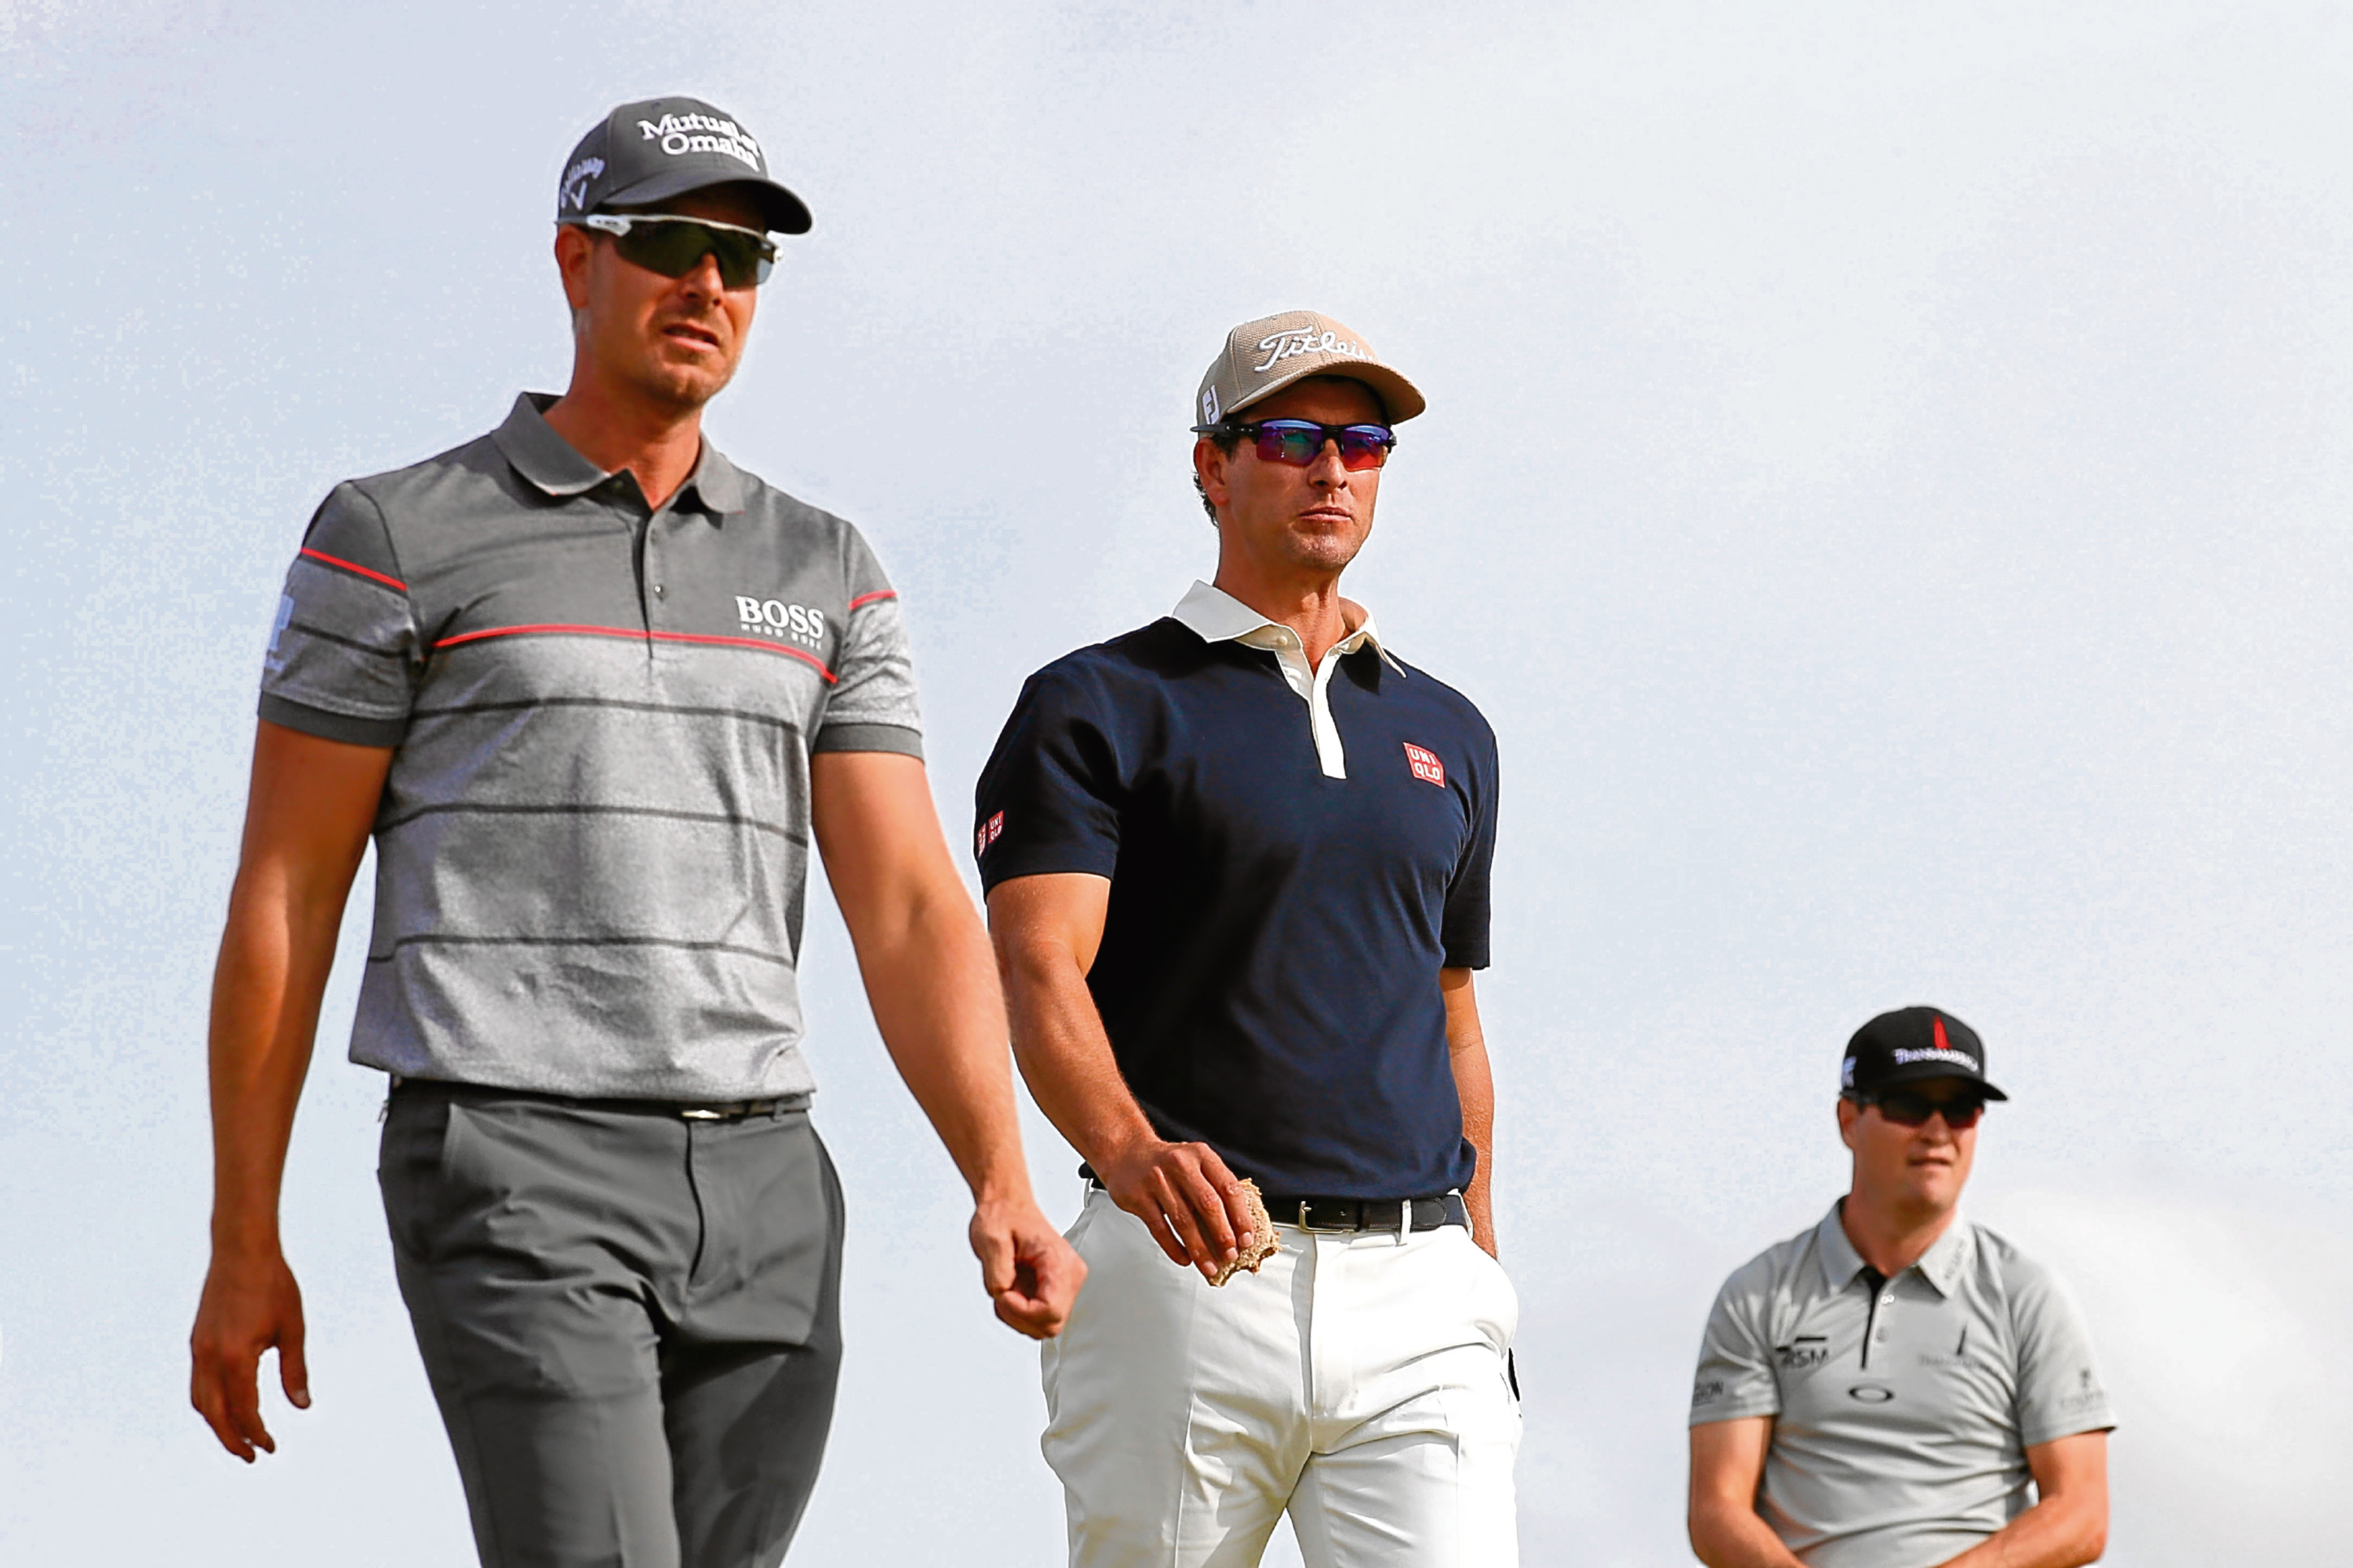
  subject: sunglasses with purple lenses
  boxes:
[1192,419,1397,471]
[1857,1090,1988,1129]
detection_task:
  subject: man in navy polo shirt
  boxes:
[978,310,1518,1566]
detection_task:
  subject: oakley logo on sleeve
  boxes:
[735,597,827,648]
[1403,743,1446,788]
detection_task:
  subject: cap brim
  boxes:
[1228,359,1426,424]
[599,168,813,235]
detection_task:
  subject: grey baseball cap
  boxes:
[555,96,813,235]
[1195,309,1426,429]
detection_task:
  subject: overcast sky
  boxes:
[3,3,2349,1564]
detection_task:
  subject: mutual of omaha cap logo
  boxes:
[1195,309,1427,428]
[1841,1006,2009,1101]
[556,96,813,235]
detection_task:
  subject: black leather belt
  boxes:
[389,1075,802,1122]
[1266,1193,1469,1233]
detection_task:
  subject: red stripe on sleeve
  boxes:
[299,547,409,593]
[847,589,899,611]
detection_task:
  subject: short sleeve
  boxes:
[1690,1264,1784,1426]
[2009,1260,2115,1446]
[813,528,922,758]
[257,483,419,747]
[972,664,1125,891]
[1440,719,1498,969]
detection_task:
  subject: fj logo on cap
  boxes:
[638,112,762,171]
[1201,386,1220,424]
[1404,743,1446,788]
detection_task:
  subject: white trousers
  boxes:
[1042,1188,1522,1568]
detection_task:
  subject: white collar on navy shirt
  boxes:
[1168,580,1402,779]
[1169,580,1405,673]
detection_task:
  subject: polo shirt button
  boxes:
[653,584,666,598]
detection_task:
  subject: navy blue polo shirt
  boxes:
[974,582,1499,1199]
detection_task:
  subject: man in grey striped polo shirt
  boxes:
[188,96,1084,1567]
[1688,1008,2113,1568]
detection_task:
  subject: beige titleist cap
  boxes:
[1193,309,1426,430]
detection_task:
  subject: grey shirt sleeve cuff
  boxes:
[259,692,408,748]
[809,722,924,759]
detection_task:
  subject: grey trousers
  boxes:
[379,1081,845,1568]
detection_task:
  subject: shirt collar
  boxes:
[1814,1199,1973,1298]
[492,392,746,516]
[1169,580,1402,672]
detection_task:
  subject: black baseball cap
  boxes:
[555,96,813,235]
[1841,1006,2008,1101]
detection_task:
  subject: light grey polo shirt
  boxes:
[259,393,923,1102]
[1690,1202,2115,1568]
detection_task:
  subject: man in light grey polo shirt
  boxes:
[1688,1007,2113,1568]
[187,96,1082,1567]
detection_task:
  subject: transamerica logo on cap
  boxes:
[1893,1016,1978,1068]
[638,112,762,172]
[1253,327,1369,375]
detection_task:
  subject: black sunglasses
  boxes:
[1191,419,1398,471]
[1852,1090,1988,1130]
[576,213,777,289]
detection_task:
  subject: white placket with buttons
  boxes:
[1169,580,1403,780]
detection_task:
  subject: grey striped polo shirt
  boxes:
[1690,1202,2115,1568]
[260,393,923,1102]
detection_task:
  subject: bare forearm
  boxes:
[998,940,1156,1170]
[856,882,1031,1201]
[1441,968,1497,1253]
[207,871,347,1253]
[1689,1502,1808,1568]
[1938,1492,2106,1568]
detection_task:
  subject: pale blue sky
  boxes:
[3,4,2349,1563]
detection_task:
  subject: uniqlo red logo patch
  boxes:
[1403,743,1446,788]
[976,810,1004,857]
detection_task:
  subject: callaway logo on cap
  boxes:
[1841,1006,2009,1100]
[1195,309,1427,428]
[555,96,813,235]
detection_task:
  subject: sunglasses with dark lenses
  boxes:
[1192,419,1398,471]
[579,213,777,289]
[1857,1090,1988,1130]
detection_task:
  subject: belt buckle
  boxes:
[679,1107,725,1121]
[1297,1200,1357,1232]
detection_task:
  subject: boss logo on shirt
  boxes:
[1403,742,1446,788]
[734,596,828,648]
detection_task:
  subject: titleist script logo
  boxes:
[735,596,827,647]
[976,810,1005,858]
[1404,743,1446,788]
[561,156,605,212]
[640,113,762,171]
[1254,327,1368,375]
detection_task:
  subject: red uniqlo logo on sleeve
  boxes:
[1403,744,1446,788]
[976,810,1005,857]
